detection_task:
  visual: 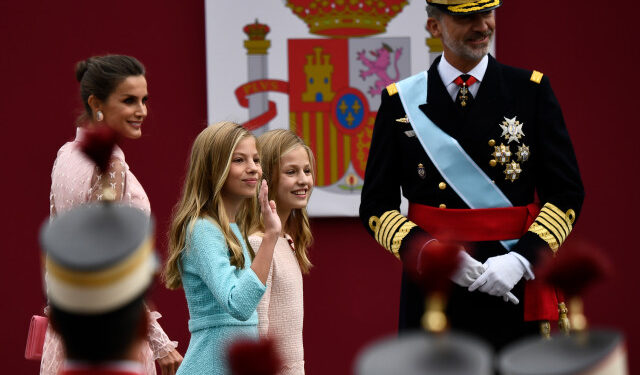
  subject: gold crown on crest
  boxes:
[286,0,409,38]
[243,19,271,41]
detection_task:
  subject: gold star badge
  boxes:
[504,161,522,182]
[492,143,512,164]
[516,144,530,162]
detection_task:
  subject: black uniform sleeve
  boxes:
[512,74,585,264]
[359,86,434,260]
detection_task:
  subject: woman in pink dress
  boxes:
[43,55,182,375]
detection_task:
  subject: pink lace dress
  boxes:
[41,127,177,375]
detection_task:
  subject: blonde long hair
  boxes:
[164,122,259,289]
[254,129,314,274]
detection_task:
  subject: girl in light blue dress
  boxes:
[164,122,281,375]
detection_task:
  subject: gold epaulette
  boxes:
[386,83,398,96]
[527,203,576,252]
[368,210,416,259]
[530,70,544,84]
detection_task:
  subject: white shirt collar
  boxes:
[438,54,489,101]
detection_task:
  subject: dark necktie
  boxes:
[454,74,477,107]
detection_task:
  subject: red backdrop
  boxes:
[1,1,637,374]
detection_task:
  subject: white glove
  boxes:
[450,250,485,287]
[468,253,527,305]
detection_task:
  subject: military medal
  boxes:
[417,163,426,179]
[459,85,469,107]
[500,116,525,143]
[516,144,530,162]
[492,143,512,164]
[504,161,522,182]
[454,74,477,107]
[491,118,529,181]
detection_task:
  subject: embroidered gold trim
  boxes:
[383,215,405,249]
[447,0,500,13]
[566,209,576,224]
[529,222,559,252]
[530,70,544,84]
[369,216,380,232]
[391,221,417,258]
[529,203,577,251]
[547,204,573,231]
[375,210,397,245]
[539,211,568,238]
[541,208,569,234]
[386,83,398,96]
[429,0,475,4]
[371,210,417,256]
[536,215,564,244]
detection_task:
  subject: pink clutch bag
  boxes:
[25,315,48,360]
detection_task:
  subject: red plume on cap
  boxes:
[538,239,612,298]
[228,337,282,375]
[80,127,119,173]
[403,233,460,293]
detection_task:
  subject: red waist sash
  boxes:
[408,202,560,322]
[407,202,540,242]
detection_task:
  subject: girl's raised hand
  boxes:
[259,179,281,236]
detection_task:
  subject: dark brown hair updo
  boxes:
[75,55,145,124]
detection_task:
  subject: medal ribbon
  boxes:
[454,74,477,87]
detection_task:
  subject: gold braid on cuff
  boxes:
[528,203,576,253]
[369,210,416,259]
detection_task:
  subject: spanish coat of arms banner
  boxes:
[205,0,437,216]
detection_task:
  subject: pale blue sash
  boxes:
[395,72,517,249]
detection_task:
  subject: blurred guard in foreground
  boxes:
[356,239,492,375]
[498,241,629,375]
[41,201,157,375]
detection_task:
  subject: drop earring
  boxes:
[96,110,104,122]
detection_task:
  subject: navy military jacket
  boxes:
[360,55,584,265]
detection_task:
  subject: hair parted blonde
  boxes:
[253,129,315,274]
[164,122,259,290]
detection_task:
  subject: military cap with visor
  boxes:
[41,204,157,315]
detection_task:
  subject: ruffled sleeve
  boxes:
[146,310,178,360]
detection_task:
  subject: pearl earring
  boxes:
[96,110,104,122]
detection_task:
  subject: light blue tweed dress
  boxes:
[176,218,266,375]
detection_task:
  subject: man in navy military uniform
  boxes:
[359,0,584,349]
